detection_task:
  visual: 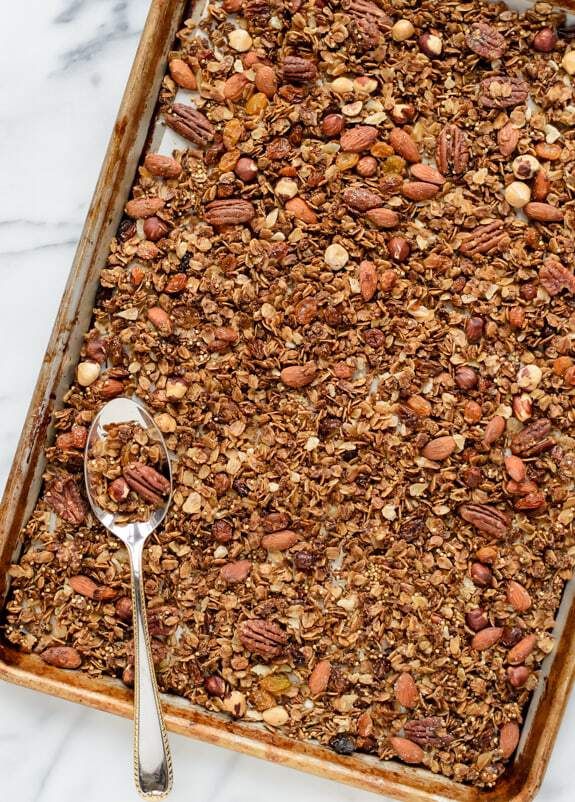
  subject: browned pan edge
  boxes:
[1,1,575,800]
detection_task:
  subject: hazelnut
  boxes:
[143,216,169,242]
[505,181,531,209]
[470,562,493,587]
[234,157,258,182]
[322,113,345,137]
[387,237,410,262]
[508,306,525,329]
[517,364,542,391]
[455,365,478,390]
[532,27,557,52]
[391,19,415,42]
[228,28,253,52]
[418,32,443,58]
[520,283,537,301]
[562,49,575,75]
[512,155,540,180]
[356,156,378,177]
[390,104,416,125]
[109,477,130,502]
[507,666,530,688]
[77,361,100,387]
[275,177,299,200]
[324,242,349,270]
[463,400,482,423]
[465,608,489,632]
[165,377,188,400]
[204,675,226,698]
[465,316,484,343]
[513,394,533,422]
[115,596,132,621]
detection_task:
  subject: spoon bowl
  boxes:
[85,397,174,799]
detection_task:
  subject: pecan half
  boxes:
[404,717,454,748]
[539,258,575,296]
[204,199,256,226]
[164,104,215,147]
[466,23,507,59]
[123,462,171,504]
[459,220,510,255]
[459,503,510,537]
[342,0,392,32]
[239,618,288,657]
[44,473,87,524]
[435,124,469,175]
[479,76,528,108]
[510,420,554,456]
[281,56,317,84]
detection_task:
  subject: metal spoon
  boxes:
[84,397,173,799]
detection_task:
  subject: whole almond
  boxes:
[220,560,252,583]
[472,626,503,651]
[524,202,563,222]
[402,181,440,201]
[499,722,520,759]
[340,125,378,153]
[137,241,160,260]
[165,273,188,293]
[308,659,331,695]
[125,197,165,219]
[144,153,182,178]
[532,170,551,201]
[169,58,197,90]
[507,580,532,612]
[69,575,98,598]
[394,672,419,708]
[482,415,506,446]
[280,363,317,388]
[147,307,173,336]
[476,545,498,563]
[359,260,378,301]
[422,435,456,461]
[357,711,373,737]
[223,73,249,101]
[497,122,520,157]
[285,197,318,224]
[507,634,537,664]
[389,736,424,764]
[407,395,432,416]
[507,666,530,687]
[389,128,420,163]
[261,530,299,551]
[93,585,119,602]
[410,163,446,185]
[41,646,82,670]
[505,455,526,482]
[254,64,277,98]
[365,207,399,228]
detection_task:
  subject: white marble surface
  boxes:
[0,1,574,800]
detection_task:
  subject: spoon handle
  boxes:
[129,539,173,799]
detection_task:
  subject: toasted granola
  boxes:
[4,0,575,789]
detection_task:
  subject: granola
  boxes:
[4,0,575,790]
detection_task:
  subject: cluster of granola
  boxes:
[4,0,575,787]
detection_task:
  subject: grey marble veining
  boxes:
[0,2,574,801]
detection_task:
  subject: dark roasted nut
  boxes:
[459,220,510,256]
[459,504,510,537]
[143,216,170,242]
[436,124,469,175]
[510,420,554,456]
[41,646,82,669]
[470,562,493,587]
[204,675,226,697]
[387,237,410,262]
[115,596,133,621]
[212,519,233,543]
[404,717,453,748]
[239,618,288,657]
[497,123,520,157]
[480,76,528,108]
[465,316,484,343]
[205,199,256,226]
[322,114,345,137]
[164,104,215,147]
[294,550,316,572]
[466,23,507,58]
[123,463,170,505]
[343,186,383,211]
[455,365,478,390]
[532,27,557,52]
[462,466,482,488]
[465,608,489,632]
[281,55,317,84]
[44,473,86,524]
[329,732,356,755]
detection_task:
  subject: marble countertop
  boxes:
[0,1,574,800]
